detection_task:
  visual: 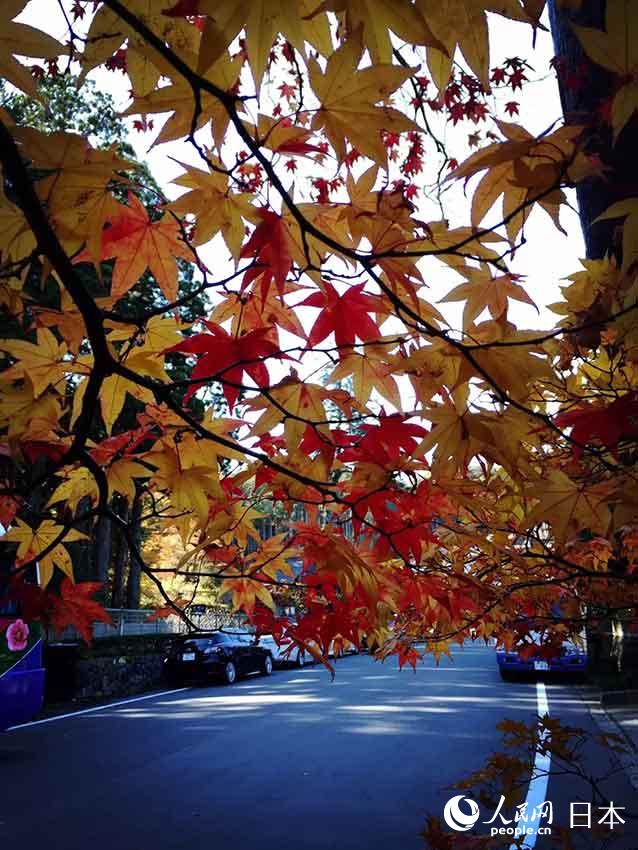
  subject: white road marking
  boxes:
[7,687,190,731]
[509,681,551,850]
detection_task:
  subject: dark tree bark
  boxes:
[93,514,111,585]
[110,496,129,608]
[549,0,638,681]
[125,488,143,609]
[67,495,93,582]
[548,0,638,260]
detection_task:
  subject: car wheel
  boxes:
[224,661,237,685]
[262,654,273,676]
[499,668,512,681]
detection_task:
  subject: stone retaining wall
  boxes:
[75,653,165,699]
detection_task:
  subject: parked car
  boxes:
[164,631,273,684]
[497,636,587,680]
[258,632,360,667]
[258,634,307,667]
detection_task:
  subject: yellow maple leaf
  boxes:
[15,127,131,259]
[416,391,494,474]
[106,314,188,354]
[246,533,297,581]
[459,317,554,403]
[219,577,275,614]
[247,376,333,450]
[449,122,582,245]
[0,384,62,443]
[594,198,638,273]
[82,0,199,97]
[308,35,418,165]
[146,433,222,527]
[393,339,463,402]
[98,365,158,436]
[0,1,62,97]
[210,284,307,339]
[71,341,167,435]
[123,53,242,150]
[170,157,253,259]
[421,0,533,91]
[329,349,401,408]
[47,468,99,513]
[0,327,73,397]
[523,470,613,543]
[440,265,537,330]
[0,185,36,263]
[197,0,332,88]
[106,458,150,501]
[309,0,444,64]
[4,519,86,587]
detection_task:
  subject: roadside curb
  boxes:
[577,686,638,793]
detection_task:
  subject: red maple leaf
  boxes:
[555,392,638,457]
[301,282,382,349]
[398,644,422,671]
[0,494,19,527]
[340,414,427,467]
[89,427,154,466]
[240,209,293,298]
[162,0,199,15]
[49,578,112,643]
[22,441,67,464]
[274,139,324,156]
[166,320,285,409]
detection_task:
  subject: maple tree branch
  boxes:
[0,116,114,464]
[99,1,602,466]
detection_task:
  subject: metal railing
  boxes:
[46,606,246,642]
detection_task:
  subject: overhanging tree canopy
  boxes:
[0,0,636,668]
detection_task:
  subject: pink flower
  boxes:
[6,619,29,652]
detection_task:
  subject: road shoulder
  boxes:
[577,685,638,793]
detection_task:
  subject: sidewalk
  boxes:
[601,690,638,761]
[580,686,638,792]
[607,706,638,750]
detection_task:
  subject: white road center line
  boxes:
[7,687,190,730]
[510,682,551,850]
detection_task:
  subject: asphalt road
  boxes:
[1,644,637,849]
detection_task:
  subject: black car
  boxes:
[164,631,273,684]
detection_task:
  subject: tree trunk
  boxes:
[549,0,638,684]
[548,0,638,261]
[93,514,111,585]
[110,497,129,609]
[68,495,93,582]
[125,488,143,610]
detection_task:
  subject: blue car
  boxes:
[497,637,587,680]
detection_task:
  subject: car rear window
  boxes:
[180,634,229,648]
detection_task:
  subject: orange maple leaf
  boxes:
[74,192,192,301]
